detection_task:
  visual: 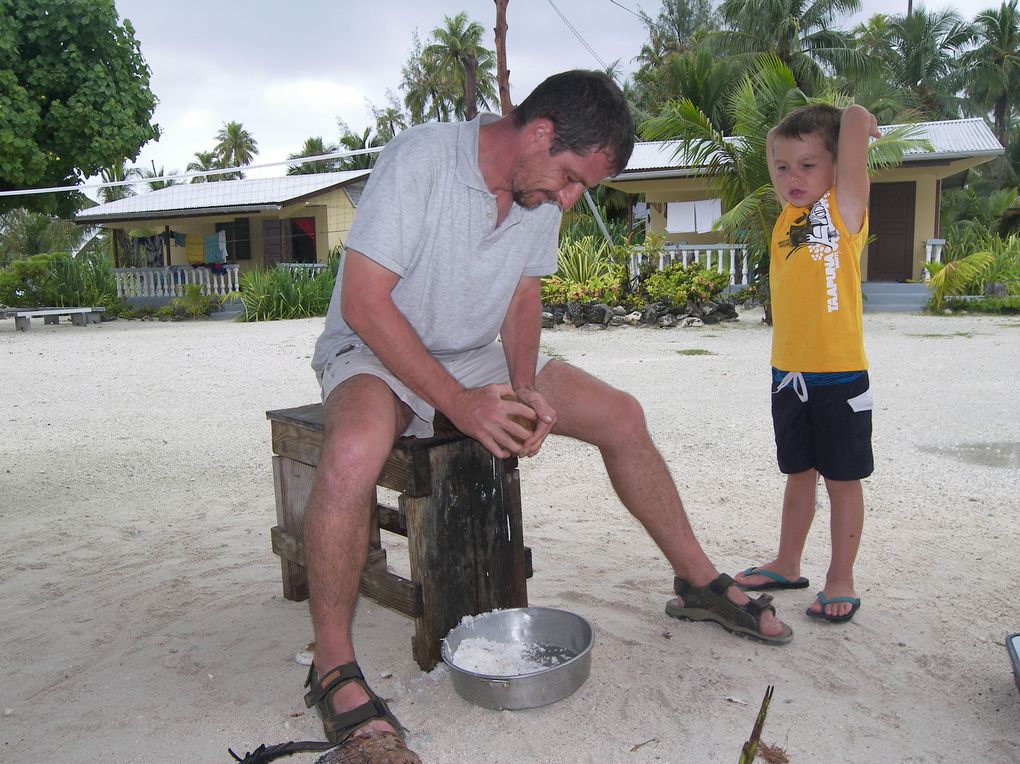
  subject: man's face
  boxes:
[770,133,837,208]
[510,145,616,211]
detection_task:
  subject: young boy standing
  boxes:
[734,104,881,622]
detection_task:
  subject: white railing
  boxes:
[111,265,240,299]
[629,243,750,286]
[276,262,328,277]
[923,239,946,280]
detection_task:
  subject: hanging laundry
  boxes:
[204,233,225,264]
[185,235,204,265]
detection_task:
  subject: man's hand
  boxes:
[446,384,554,458]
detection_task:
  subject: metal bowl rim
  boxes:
[441,606,594,680]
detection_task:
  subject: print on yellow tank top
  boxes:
[770,187,869,373]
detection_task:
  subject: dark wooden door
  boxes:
[868,181,916,281]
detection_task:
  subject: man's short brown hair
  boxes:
[773,104,842,159]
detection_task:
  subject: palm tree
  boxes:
[714,0,869,95]
[0,208,90,266]
[186,150,222,183]
[401,32,458,124]
[98,161,141,203]
[214,121,258,178]
[336,125,383,170]
[371,101,407,142]
[142,164,177,191]
[887,8,974,119]
[964,0,1020,144]
[637,0,720,62]
[633,47,740,130]
[423,13,498,120]
[287,137,341,175]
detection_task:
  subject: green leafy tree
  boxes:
[336,123,383,170]
[214,121,258,178]
[424,12,497,121]
[0,0,159,216]
[186,150,222,183]
[401,32,457,124]
[0,208,90,266]
[142,164,177,191]
[887,8,974,119]
[637,0,720,63]
[287,137,341,175]
[964,0,1020,144]
[370,96,408,142]
[714,0,868,95]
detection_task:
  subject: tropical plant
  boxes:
[925,249,996,310]
[0,250,121,310]
[97,161,141,203]
[423,12,497,121]
[0,208,93,266]
[160,283,220,319]
[401,31,460,124]
[0,0,158,216]
[142,164,177,191]
[214,121,259,178]
[963,0,1020,145]
[541,236,627,305]
[713,0,868,95]
[336,124,382,170]
[886,8,974,119]
[640,261,731,305]
[186,150,223,182]
[238,255,340,321]
[287,137,341,175]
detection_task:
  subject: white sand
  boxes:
[2,309,1018,763]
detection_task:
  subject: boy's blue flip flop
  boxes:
[735,566,810,591]
[806,592,861,623]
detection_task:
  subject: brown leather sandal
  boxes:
[666,572,794,646]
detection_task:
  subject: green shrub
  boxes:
[542,235,628,305]
[640,262,730,305]
[941,296,1020,314]
[0,250,123,312]
[238,256,340,321]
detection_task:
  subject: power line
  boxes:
[0,147,385,198]
[547,0,608,70]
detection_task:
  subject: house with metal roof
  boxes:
[604,117,1003,291]
[74,170,370,306]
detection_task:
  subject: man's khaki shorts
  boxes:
[316,341,550,438]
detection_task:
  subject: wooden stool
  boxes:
[266,404,531,670]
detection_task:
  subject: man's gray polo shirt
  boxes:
[312,114,561,375]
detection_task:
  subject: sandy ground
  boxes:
[2,308,1019,764]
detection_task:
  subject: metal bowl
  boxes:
[441,607,594,710]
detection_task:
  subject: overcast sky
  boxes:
[114,0,992,180]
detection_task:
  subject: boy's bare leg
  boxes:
[535,361,787,639]
[303,375,411,737]
[734,469,817,587]
[808,478,864,618]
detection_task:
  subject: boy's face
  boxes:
[770,133,836,208]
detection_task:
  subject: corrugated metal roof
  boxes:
[76,170,370,222]
[615,118,1003,178]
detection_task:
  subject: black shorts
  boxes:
[771,370,874,481]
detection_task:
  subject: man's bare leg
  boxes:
[303,374,411,737]
[535,361,787,639]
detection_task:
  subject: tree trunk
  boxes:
[464,55,479,121]
[494,0,513,115]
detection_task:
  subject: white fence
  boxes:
[923,238,947,280]
[111,265,240,299]
[276,262,328,277]
[629,243,750,286]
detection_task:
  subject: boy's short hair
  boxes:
[773,104,842,159]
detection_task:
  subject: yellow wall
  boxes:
[112,184,361,271]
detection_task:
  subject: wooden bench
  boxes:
[267,404,531,670]
[1,307,105,331]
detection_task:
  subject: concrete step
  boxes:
[862,282,930,313]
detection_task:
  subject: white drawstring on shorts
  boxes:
[774,371,808,402]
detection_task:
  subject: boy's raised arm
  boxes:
[835,105,881,235]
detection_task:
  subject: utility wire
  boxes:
[547,0,608,70]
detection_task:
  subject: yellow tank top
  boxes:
[770,188,868,372]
